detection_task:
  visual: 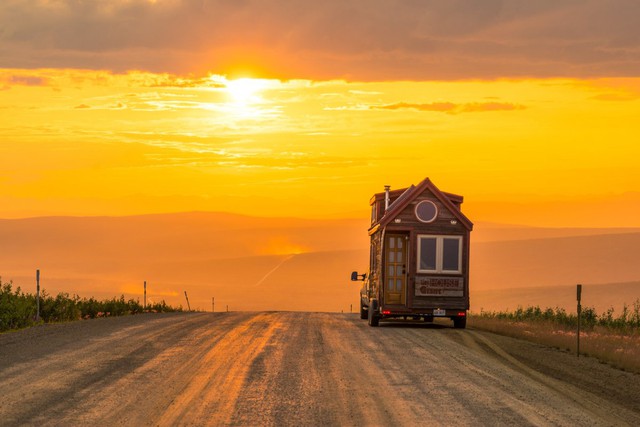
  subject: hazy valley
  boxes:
[1,212,638,314]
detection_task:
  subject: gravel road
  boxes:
[1,312,639,426]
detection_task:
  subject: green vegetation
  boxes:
[470,301,640,373]
[474,300,640,333]
[1,279,181,333]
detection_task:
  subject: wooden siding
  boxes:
[369,232,382,302]
[372,185,471,311]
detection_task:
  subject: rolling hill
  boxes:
[1,213,638,313]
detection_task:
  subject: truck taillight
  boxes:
[382,310,391,315]
[457,312,466,316]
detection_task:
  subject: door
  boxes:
[384,234,407,305]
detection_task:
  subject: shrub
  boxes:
[474,301,640,333]
[0,282,37,331]
[0,277,182,332]
[470,301,640,374]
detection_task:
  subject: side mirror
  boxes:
[351,271,367,281]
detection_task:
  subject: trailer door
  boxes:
[384,234,407,305]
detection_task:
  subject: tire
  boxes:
[368,299,380,327]
[453,316,467,329]
[360,300,368,320]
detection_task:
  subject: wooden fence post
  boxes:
[36,269,40,321]
[577,284,582,358]
[184,291,191,311]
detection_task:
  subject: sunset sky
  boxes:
[2,0,640,227]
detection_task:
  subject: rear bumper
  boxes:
[378,308,466,319]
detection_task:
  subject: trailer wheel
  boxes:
[453,317,467,329]
[368,299,380,327]
[360,300,368,320]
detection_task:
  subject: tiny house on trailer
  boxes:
[351,177,473,328]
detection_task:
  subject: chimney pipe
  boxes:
[384,185,391,211]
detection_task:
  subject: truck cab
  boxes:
[351,177,473,328]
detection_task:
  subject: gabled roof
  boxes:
[372,177,473,231]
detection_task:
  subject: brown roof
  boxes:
[371,177,473,231]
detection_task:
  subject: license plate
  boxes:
[433,309,446,316]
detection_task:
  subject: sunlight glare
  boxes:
[226,78,271,104]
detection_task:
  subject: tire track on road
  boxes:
[159,312,282,426]
[466,329,639,425]
[3,312,640,426]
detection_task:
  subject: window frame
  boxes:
[414,200,438,223]
[416,234,463,274]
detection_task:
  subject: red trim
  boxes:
[372,178,473,231]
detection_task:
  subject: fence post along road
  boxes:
[577,284,582,358]
[36,269,40,322]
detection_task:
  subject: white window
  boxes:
[417,235,462,274]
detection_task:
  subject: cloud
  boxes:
[459,102,526,113]
[374,102,457,113]
[590,93,640,101]
[0,72,49,89]
[0,1,639,80]
[9,75,48,86]
[372,101,525,114]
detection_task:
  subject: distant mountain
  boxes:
[471,232,640,290]
[472,281,640,314]
[1,213,638,312]
[472,222,640,242]
[0,212,369,311]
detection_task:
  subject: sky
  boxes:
[2,0,640,227]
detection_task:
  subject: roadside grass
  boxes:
[1,279,182,333]
[469,302,640,374]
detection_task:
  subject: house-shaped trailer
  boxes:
[351,177,473,327]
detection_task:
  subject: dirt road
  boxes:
[1,312,639,426]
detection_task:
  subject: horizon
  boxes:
[2,209,639,314]
[3,209,640,230]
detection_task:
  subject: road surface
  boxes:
[1,312,639,426]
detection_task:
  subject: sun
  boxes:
[226,78,270,104]
[206,74,280,120]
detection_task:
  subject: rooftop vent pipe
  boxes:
[384,185,391,211]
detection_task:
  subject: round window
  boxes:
[415,200,438,223]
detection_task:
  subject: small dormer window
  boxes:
[415,200,438,223]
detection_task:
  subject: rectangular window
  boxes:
[442,238,460,272]
[419,237,437,271]
[417,235,463,274]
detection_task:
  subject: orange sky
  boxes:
[1,1,640,227]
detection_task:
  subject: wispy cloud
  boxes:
[0,72,49,90]
[372,101,526,114]
[8,75,48,86]
[373,102,457,113]
[591,93,640,102]
[130,73,226,88]
[459,102,527,113]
